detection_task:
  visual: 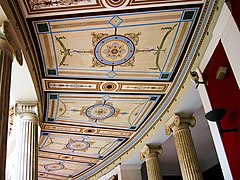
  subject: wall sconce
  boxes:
[216,66,228,80]
[205,108,238,137]
[190,71,208,88]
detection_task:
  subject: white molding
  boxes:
[200,3,240,88]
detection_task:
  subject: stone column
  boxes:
[15,103,38,180]
[166,114,203,180]
[0,35,14,180]
[140,144,163,180]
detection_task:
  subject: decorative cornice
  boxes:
[165,114,196,135]
[140,144,163,160]
[1,21,23,65]
[15,102,38,115]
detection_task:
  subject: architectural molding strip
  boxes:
[41,123,133,138]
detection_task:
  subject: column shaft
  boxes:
[140,145,163,180]
[15,113,38,180]
[0,38,14,179]
[145,153,162,180]
[166,114,203,180]
[173,125,203,180]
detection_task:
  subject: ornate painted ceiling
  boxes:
[7,0,217,179]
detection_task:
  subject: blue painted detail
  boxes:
[49,94,58,99]
[150,96,158,101]
[39,135,50,149]
[94,35,135,66]
[86,104,115,120]
[34,22,47,74]
[160,22,182,73]
[42,132,49,136]
[44,163,65,171]
[47,118,55,122]
[49,22,59,76]
[109,16,123,27]
[90,122,98,127]
[161,73,170,79]
[106,71,117,78]
[182,11,195,20]
[167,9,198,80]
[47,69,57,76]
[102,95,111,101]
[37,23,49,33]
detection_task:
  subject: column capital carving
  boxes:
[0,38,14,56]
[140,144,163,160]
[15,102,38,116]
[165,114,196,135]
[1,21,23,65]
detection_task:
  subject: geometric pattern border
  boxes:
[41,123,133,138]
[43,79,169,94]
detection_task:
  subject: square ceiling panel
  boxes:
[32,7,200,81]
[38,156,92,179]
[45,93,161,130]
[39,132,125,159]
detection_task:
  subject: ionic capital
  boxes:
[165,114,196,135]
[1,21,23,65]
[0,38,14,56]
[15,102,38,116]
[140,144,163,160]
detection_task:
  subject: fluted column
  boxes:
[166,114,203,180]
[140,144,163,180]
[0,37,14,180]
[15,103,38,180]
[0,20,23,180]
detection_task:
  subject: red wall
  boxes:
[230,0,240,29]
[203,42,240,179]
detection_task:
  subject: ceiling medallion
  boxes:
[102,0,129,8]
[94,35,135,66]
[83,128,98,134]
[100,82,119,92]
[86,103,115,120]
[38,173,47,177]
[44,162,65,172]
[57,155,73,161]
[66,140,91,151]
